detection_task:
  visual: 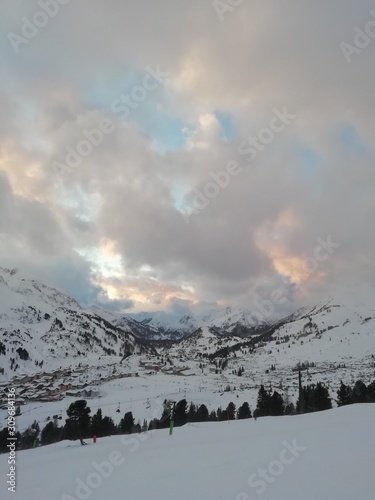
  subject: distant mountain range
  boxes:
[0,266,374,387]
[92,306,269,341]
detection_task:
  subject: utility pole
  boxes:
[169,402,176,436]
[298,370,305,414]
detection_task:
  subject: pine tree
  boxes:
[352,380,367,403]
[158,403,171,429]
[256,385,272,417]
[297,383,331,413]
[226,402,236,420]
[102,416,116,436]
[196,404,209,422]
[209,410,217,421]
[216,406,226,421]
[119,411,135,434]
[0,428,10,453]
[337,381,352,406]
[313,382,332,411]
[64,400,91,444]
[237,402,252,419]
[188,402,197,422]
[270,390,285,416]
[41,421,61,445]
[367,380,375,402]
[284,402,295,415]
[90,408,104,436]
[174,399,188,427]
[296,386,310,414]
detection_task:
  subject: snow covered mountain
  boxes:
[117,306,268,340]
[0,266,374,412]
[0,267,374,441]
[165,325,245,360]
[0,267,155,381]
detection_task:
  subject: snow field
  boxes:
[1,403,374,500]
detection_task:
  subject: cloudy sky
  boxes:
[1,0,374,316]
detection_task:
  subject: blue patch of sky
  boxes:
[214,111,238,141]
[290,139,320,175]
[171,182,191,213]
[84,68,141,110]
[84,70,189,153]
[339,125,368,154]
[299,147,320,175]
[142,111,187,153]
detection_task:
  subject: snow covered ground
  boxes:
[2,359,374,435]
[1,403,374,500]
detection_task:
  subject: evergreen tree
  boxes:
[256,385,272,417]
[352,380,367,403]
[296,386,310,414]
[141,419,148,432]
[237,402,252,419]
[119,411,135,434]
[337,381,352,406]
[188,402,197,422]
[216,406,226,421]
[196,404,209,422]
[297,383,331,413]
[41,421,61,445]
[174,399,188,427]
[132,421,141,433]
[148,418,159,430]
[90,408,104,437]
[270,390,285,416]
[102,416,116,436]
[284,402,295,415]
[313,382,332,411]
[158,402,171,429]
[64,400,91,444]
[209,410,217,421]
[367,380,375,402]
[226,402,236,420]
[0,427,10,453]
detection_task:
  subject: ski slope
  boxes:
[1,404,374,500]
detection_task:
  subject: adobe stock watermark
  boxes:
[213,0,244,22]
[236,438,306,499]
[182,106,296,224]
[7,0,72,55]
[340,11,375,63]
[51,65,168,181]
[250,235,340,325]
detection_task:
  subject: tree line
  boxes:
[1,378,374,453]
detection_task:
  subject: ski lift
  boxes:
[116,402,121,413]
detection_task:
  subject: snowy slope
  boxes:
[165,325,245,359]
[1,404,374,500]
[267,284,375,365]
[0,268,154,380]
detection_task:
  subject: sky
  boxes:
[0,0,374,316]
